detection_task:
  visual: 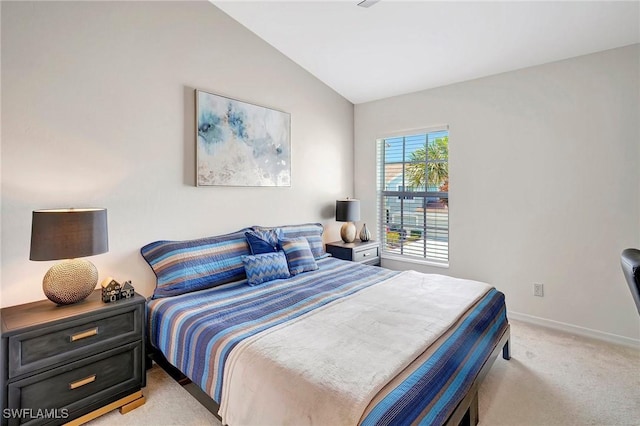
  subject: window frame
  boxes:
[377,126,450,267]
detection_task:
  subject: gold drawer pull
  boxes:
[70,327,98,342]
[69,374,96,390]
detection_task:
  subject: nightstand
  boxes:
[0,290,146,426]
[325,240,380,266]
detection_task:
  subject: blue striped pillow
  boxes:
[242,251,291,286]
[254,223,326,259]
[279,237,318,275]
[141,229,251,298]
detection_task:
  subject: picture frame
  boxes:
[195,90,291,187]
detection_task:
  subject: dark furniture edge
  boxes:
[1,291,145,336]
[147,345,223,421]
[1,292,146,426]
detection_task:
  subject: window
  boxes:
[377,128,449,264]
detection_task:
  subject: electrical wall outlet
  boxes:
[533,283,544,297]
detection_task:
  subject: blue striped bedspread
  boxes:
[147,257,508,425]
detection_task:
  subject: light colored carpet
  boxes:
[89,319,640,425]
[89,360,219,426]
[478,320,640,426]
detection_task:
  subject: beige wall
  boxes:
[1,1,354,306]
[355,45,640,343]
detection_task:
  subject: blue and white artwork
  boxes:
[196,90,291,187]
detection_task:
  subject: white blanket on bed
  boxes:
[219,271,491,426]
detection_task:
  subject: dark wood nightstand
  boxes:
[0,290,146,426]
[325,240,380,266]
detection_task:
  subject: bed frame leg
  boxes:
[470,391,478,425]
[502,338,511,360]
[458,390,479,426]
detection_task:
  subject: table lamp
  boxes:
[30,208,108,305]
[336,198,360,243]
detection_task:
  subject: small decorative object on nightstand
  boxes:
[101,277,122,303]
[326,239,380,266]
[120,281,135,299]
[0,290,146,425]
[359,223,371,242]
[101,278,135,303]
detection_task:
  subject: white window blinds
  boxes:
[377,128,449,263]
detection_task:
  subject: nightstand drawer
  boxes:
[7,341,142,426]
[326,240,380,266]
[354,246,379,263]
[8,305,142,379]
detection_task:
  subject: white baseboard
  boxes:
[508,311,640,349]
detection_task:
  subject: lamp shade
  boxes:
[336,199,360,222]
[30,208,109,261]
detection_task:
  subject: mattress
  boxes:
[147,257,508,425]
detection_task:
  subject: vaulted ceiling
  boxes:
[214,1,640,104]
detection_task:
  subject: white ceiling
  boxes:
[213,1,640,104]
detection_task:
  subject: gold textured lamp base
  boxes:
[43,259,98,305]
[340,222,357,243]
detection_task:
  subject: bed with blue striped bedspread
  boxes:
[147,257,508,425]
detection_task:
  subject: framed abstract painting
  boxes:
[195,90,291,187]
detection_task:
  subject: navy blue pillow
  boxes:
[245,231,277,255]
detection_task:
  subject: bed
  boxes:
[141,224,510,426]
